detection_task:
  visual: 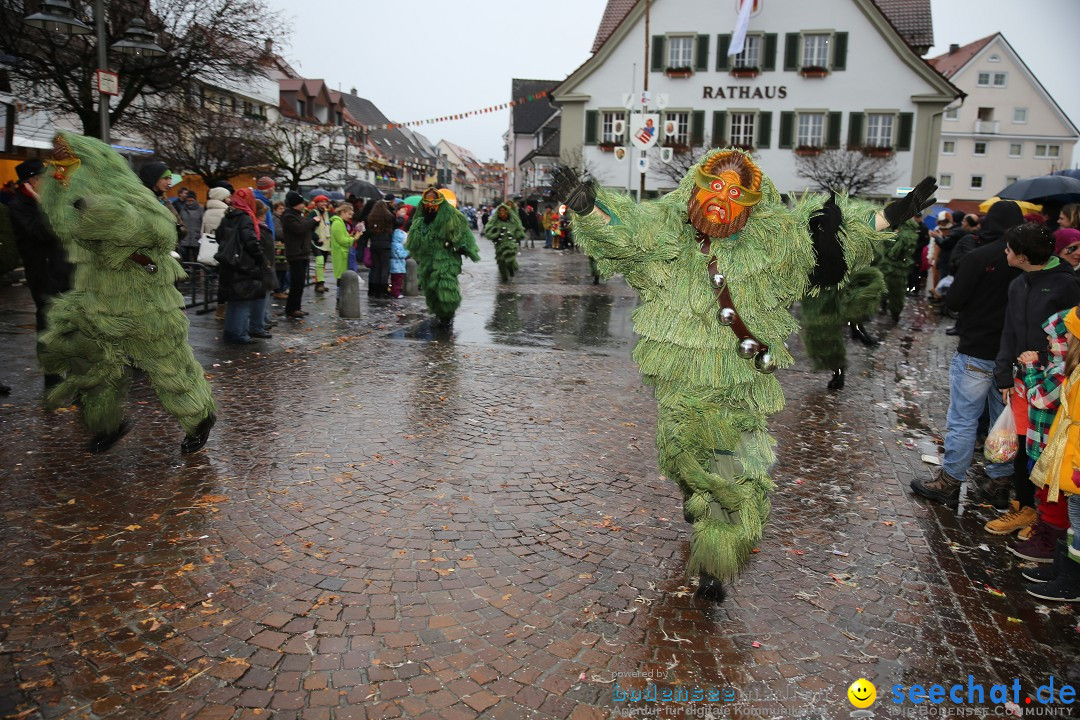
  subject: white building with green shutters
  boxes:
[554,0,960,199]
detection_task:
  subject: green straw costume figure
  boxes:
[38,132,217,453]
[482,202,524,282]
[799,266,886,390]
[877,217,919,323]
[555,150,934,600]
[406,188,481,325]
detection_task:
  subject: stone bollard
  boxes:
[338,270,362,318]
[404,257,420,296]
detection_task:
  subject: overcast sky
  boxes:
[262,0,1079,166]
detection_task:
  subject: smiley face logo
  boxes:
[848,678,876,708]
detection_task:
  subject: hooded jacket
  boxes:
[994,256,1080,387]
[946,201,1025,360]
[202,187,230,235]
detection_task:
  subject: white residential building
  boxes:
[555,0,960,199]
[928,33,1079,205]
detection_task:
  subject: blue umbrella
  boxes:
[1053,169,1080,181]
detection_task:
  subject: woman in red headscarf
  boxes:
[216,188,271,344]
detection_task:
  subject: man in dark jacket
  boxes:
[911,200,1024,508]
[9,159,72,387]
[138,161,184,244]
[281,191,317,318]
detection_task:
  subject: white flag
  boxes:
[728,0,754,56]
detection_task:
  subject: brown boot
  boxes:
[910,468,962,508]
[985,500,1036,536]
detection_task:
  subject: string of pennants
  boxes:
[363,90,550,131]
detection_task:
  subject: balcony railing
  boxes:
[974,120,1000,134]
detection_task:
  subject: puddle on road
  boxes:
[385,291,638,352]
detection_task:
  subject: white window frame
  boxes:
[666,35,694,69]
[601,110,626,144]
[944,107,959,121]
[1013,108,1028,124]
[801,33,831,68]
[939,173,953,189]
[865,112,896,148]
[942,140,956,155]
[973,141,988,157]
[796,112,826,148]
[1005,176,1019,185]
[1035,144,1061,159]
[1008,143,1022,158]
[976,71,991,87]
[970,175,984,190]
[992,72,1008,87]
[729,111,757,149]
[663,111,691,145]
[988,53,1001,62]
[732,33,763,69]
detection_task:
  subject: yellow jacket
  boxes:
[1031,366,1080,499]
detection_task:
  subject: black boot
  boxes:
[850,322,879,346]
[1027,552,1080,602]
[88,419,133,454]
[695,573,726,603]
[827,368,845,390]
[1023,539,1069,583]
[0,383,9,395]
[180,413,216,454]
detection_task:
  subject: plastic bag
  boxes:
[984,408,1018,463]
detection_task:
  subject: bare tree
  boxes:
[259,120,336,190]
[136,99,274,185]
[650,136,711,186]
[0,0,286,138]
[794,146,900,197]
[559,146,607,185]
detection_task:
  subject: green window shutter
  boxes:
[784,33,800,71]
[779,111,795,149]
[712,111,727,148]
[826,112,842,148]
[832,32,848,71]
[763,33,778,71]
[691,110,706,145]
[716,34,731,71]
[652,35,666,72]
[848,112,865,147]
[897,112,914,151]
[757,112,772,149]
[584,110,598,145]
[696,34,710,72]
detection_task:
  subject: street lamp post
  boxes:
[24,0,166,144]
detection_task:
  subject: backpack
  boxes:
[213,214,257,274]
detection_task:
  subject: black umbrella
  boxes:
[998,174,1080,205]
[1053,169,1080,181]
[344,179,383,200]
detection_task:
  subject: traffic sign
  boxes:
[96,70,119,96]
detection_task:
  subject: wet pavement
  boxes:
[1,234,1077,720]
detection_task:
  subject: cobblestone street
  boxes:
[1,237,1077,720]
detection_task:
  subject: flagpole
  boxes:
[639,0,650,202]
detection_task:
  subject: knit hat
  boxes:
[936,210,952,224]
[1065,306,1080,339]
[256,176,275,190]
[138,161,169,190]
[312,194,329,203]
[285,190,305,208]
[384,193,396,203]
[1053,227,1080,255]
[15,159,45,183]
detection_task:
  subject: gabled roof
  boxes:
[927,34,995,79]
[511,78,559,135]
[591,0,934,54]
[928,33,1079,136]
[440,139,480,166]
[338,92,390,126]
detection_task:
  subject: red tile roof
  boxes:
[591,0,935,54]
[927,34,995,78]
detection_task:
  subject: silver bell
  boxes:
[718,307,736,326]
[738,338,761,359]
[711,272,726,290]
[753,350,777,374]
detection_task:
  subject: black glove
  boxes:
[807,192,847,288]
[884,176,936,229]
[551,166,596,215]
